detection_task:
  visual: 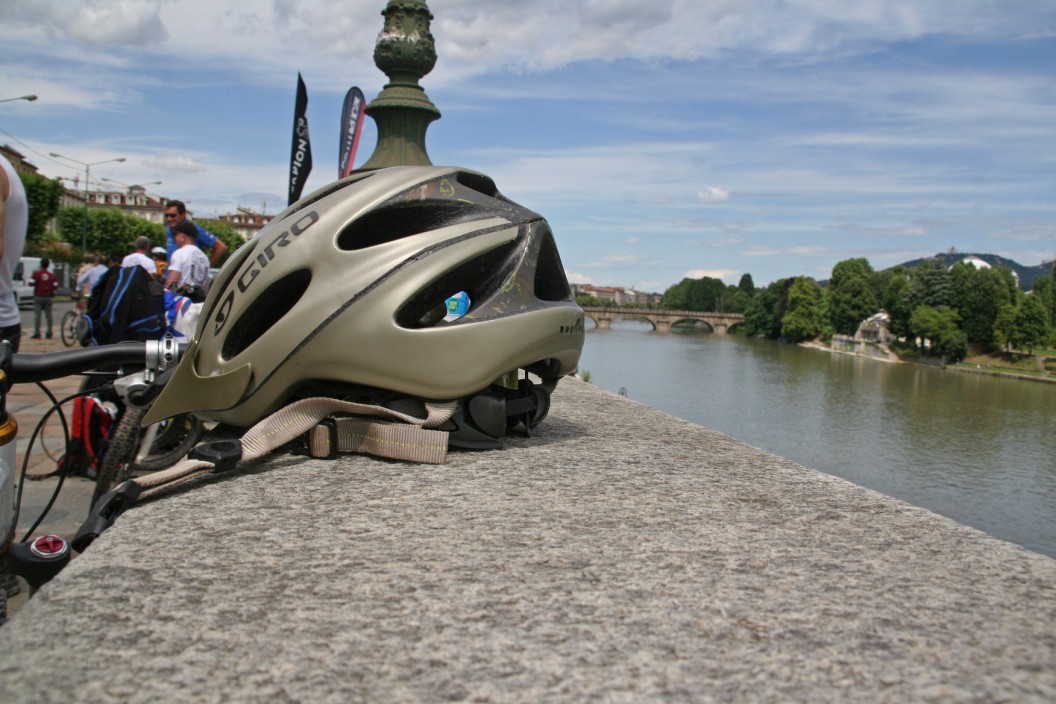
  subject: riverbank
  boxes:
[802,337,1056,384]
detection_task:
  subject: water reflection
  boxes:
[580,321,1056,557]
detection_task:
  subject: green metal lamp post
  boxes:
[358,0,441,171]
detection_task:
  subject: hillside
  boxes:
[894,252,1053,291]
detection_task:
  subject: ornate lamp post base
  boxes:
[358,0,441,171]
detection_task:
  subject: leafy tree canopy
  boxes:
[18,172,65,244]
[781,277,823,342]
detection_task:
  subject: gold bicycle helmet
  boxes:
[144,166,584,447]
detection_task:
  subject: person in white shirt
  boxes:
[166,220,210,301]
[121,236,156,274]
[0,154,27,351]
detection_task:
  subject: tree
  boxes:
[877,268,911,338]
[660,276,727,312]
[781,277,822,342]
[196,218,243,266]
[1011,295,1053,355]
[910,305,967,362]
[956,264,1015,349]
[660,278,692,310]
[743,279,788,339]
[737,273,755,297]
[1030,275,1055,329]
[828,271,878,335]
[56,206,165,259]
[18,172,65,244]
[905,260,952,311]
[993,303,1018,353]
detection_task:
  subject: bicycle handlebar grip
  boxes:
[6,342,148,384]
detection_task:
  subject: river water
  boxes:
[579,321,1056,558]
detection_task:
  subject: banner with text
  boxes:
[338,86,366,178]
[288,72,313,205]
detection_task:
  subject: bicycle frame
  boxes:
[0,339,186,605]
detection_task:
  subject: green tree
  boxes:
[955,264,1015,349]
[828,270,878,335]
[1011,295,1053,354]
[724,286,753,314]
[992,303,1018,353]
[660,278,692,309]
[781,277,822,342]
[910,305,967,362]
[18,172,65,244]
[1030,275,1055,329]
[905,260,952,311]
[876,268,911,338]
[196,218,243,265]
[743,279,788,339]
[737,273,755,297]
[56,206,165,260]
[687,277,727,311]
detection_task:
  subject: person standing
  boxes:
[121,236,156,274]
[166,220,210,301]
[0,154,27,352]
[29,257,58,339]
[164,200,227,265]
[76,254,108,296]
[151,246,168,280]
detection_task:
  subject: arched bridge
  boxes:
[581,306,745,335]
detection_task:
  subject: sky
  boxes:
[1,0,1054,293]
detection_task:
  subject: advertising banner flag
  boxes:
[288,72,312,205]
[338,86,366,178]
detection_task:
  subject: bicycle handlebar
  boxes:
[0,339,187,386]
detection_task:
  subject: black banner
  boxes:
[338,86,366,178]
[288,72,312,205]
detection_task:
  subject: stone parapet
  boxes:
[1,380,1053,701]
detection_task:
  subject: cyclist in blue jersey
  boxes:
[163,200,227,265]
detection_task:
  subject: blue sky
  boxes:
[1,0,1053,292]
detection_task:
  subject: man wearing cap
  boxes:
[167,220,210,301]
[163,200,227,265]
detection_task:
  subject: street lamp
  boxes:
[101,177,162,189]
[0,95,37,104]
[49,152,126,253]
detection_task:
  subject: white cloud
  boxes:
[684,269,739,283]
[697,186,730,204]
[147,155,206,173]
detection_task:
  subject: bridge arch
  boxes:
[580,306,745,335]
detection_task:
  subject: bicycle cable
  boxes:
[14,385,108,543]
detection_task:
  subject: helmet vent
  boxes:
[456,171,500,197]
[533,229,573,302]
[337,201,483,251]
[395,241,519,328]
[222,269,312,360]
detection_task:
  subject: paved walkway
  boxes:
[1,380,1053,702]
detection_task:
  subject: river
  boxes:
[578,321,1056,558]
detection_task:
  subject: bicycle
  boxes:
[1,338,188,616]
[60,294,87,348]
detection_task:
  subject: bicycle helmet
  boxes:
[144,166,584,446]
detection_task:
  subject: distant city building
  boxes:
[218,207,274,241]
[571,283,662,306]
[52,177,168,225]
[0,144,38,175]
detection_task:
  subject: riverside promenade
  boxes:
[1,378,1054,701]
